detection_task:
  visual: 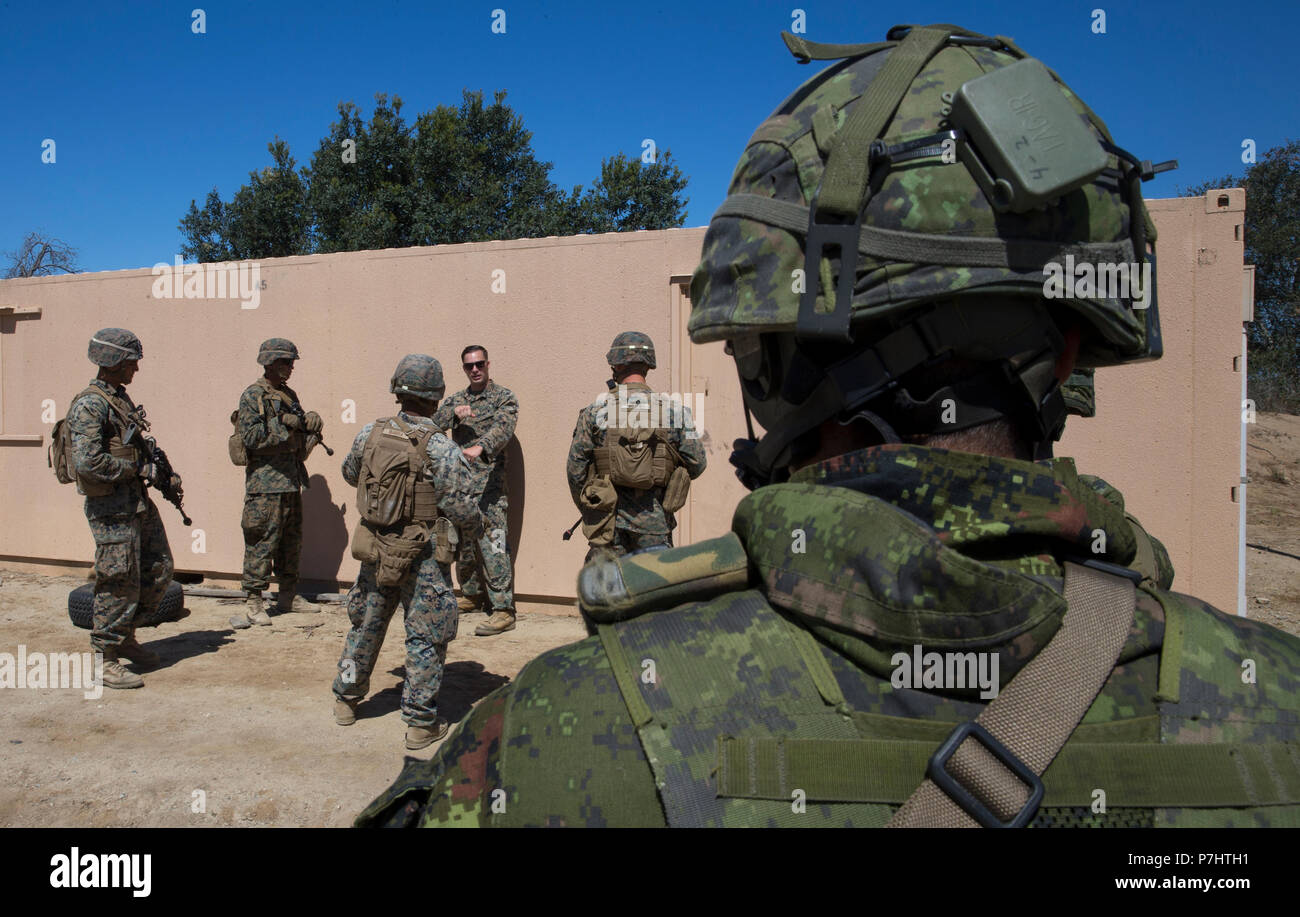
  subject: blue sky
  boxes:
[2,0,1294,273]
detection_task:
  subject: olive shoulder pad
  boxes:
[578,533,753,624]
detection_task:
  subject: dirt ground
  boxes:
[2,413,1296,828]
[0,580,585,827]
[1244,411,1300,638]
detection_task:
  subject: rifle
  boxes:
[284,398,334,456]
[122,412,192,525]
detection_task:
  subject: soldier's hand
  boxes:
[454,405,475,420]
[281,413,302,430]
[463,444,485,461]
[303,411,323,433]
[169,474,183,492]
[139,462,159,483]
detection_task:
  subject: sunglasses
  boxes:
[463,360,487,370]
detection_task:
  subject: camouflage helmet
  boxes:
[257,338,300,366]
[606,331,657,369]
[390,354,445,402]
[688,24,1171,486]
[87,328,143,367]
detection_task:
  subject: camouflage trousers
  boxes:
[457,486,514,612]
[89,500,174,652]
[584,528,672,565]
[332,547,458,727]
[241,491,302,594]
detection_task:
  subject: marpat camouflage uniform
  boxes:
[67,379,174,652]
[357,448,1300,826]
[332,411,484,727]
[566,381,707,562]
[237,376,308,595]
[431,380,517,612]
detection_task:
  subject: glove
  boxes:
[139,462,159,483]
[303,411,323,434]
[281,413,302,430]
[169,474,184,492]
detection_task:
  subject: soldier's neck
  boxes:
[469,379,489,394]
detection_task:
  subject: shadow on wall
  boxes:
[302,473,348,590]
[505,435,524,567]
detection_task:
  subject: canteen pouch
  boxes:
[350,521,380,565]
[434,516,458,565]
[228,410,248,466]
[661,464,691,513]
[580,475,619,546]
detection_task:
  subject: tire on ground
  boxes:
[68,581,186,630]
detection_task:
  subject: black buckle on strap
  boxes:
[797,210,860,345]
[926,721,1043,828]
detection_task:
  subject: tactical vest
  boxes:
[569,529,1300,827]
[246,383,301,457]
[52,386,140,497]
[356,417,440,527]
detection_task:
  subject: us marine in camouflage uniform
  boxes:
[430,345,519,636]
[332,355,484,750]
[231,338,323,629]
[358,25,1300,826]
[67,328,176,689]
[566,332,707,564]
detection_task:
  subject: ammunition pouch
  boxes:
[580,475,619,546]
[228,410,248,466]
[433,516,459,565]
[350,521,380,565]
[412,481,439,522]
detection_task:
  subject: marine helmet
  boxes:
[257,338,300,366]
[606,331,657,369]
[390,354,446,402]
[88,328,143,367]
[688,24,1172,487]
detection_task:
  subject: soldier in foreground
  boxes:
[230,338,323,629]
[566,332,707,563]
[332,355,484,750]
[66,329,176,689]
[431,345,519,636]
[357,25,1300,826]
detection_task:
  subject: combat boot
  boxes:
[334,696,359,726]
[276,592,320,614]
[475,610,516,636]
[116,635,160,669]
[99,650,143,689]
[457,595,484,613]
[405,718,450,750]
[230,593,272,629]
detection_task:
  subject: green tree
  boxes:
[1185,139,1300,414]
[177,91,690,260]
[180,139,309,260]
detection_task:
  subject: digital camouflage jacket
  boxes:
[565,381,708,536]
[67,379,147,520]
[238,376,307,493]
[431,381,518,497]
[341,410,485,543]
[358,445,1300,827]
